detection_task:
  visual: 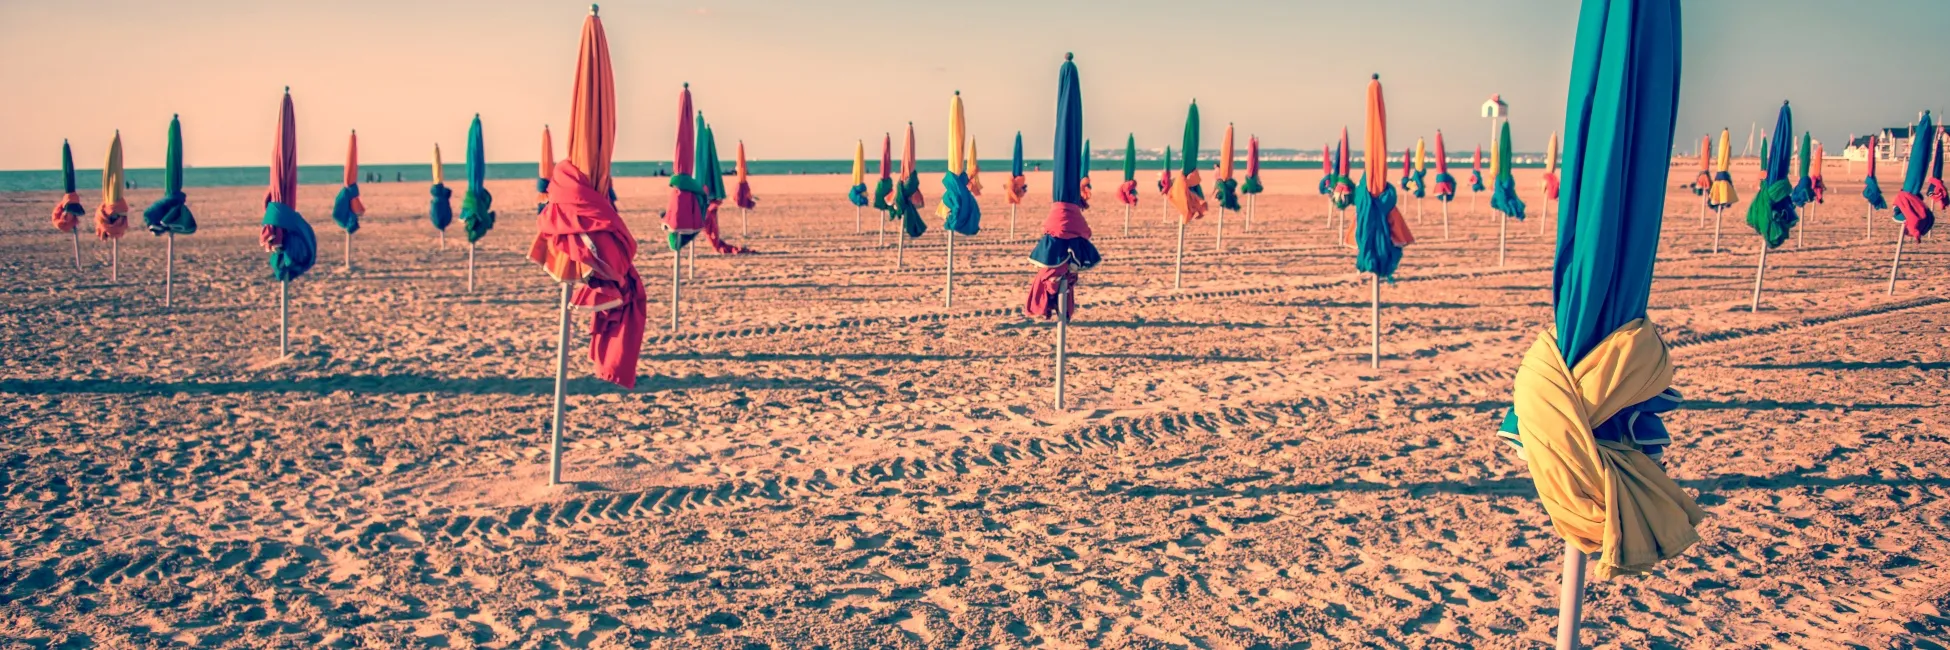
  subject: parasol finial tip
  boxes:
[1065,52,1073,61]
[590,4,599,15]
[283,86,289,94]
[683,82,688,88]
[954,89,960,95]
[1372,73,1379,80]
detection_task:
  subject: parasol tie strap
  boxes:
[1511,320,1705,580]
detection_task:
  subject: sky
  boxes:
[3,0,1946,170]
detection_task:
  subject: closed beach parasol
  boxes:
[1118,133,1139,235]
[1347,75,1415,369]
[1886,111,1936,294]
[1863,135,1887,241]
[665,84,704,257]
[1167,101,1207,287]
[331,130,365,272]
[893,121,927,267]
[1317,142,1333,198]
[1709,128,1737,252]
[98,131,131,281]
[1025,53,1100,410]
[1745,102,1799,311]
[429,144,454,248]
[1491,120,1527,266]
[143,115,196,305]
[695,120,749,257]
[462,114,497,290]
[1469,145,1486,215]
[526,4,644,485]
[1801,139,1817,203]
[873,133,894,245]
[967,138,982,196]
[1542,131,1561,233]
[1692,135,1711,227]
[1330,128,1355,233]
[1790,131,1814,207]
[261,88,317,357]
[1408,137,1427,224]
[1213,125,1239,249]
[663,86,704,310]
[1434,131,1456,239]
[53,140,86,269]
[1242,135,1263,232]
[538,125,554,214]
[1080,139,1094,208]
[1008,131,1028,237]
[1498,5,1702,648]
[1929,127,1946,209]
[848,140,869,230]
[734,140,756,236]
[1756,136,1769,191]
[1159,146,1174,224]
[939,91,981,307]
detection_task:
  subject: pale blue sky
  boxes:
[2,0,1944,169]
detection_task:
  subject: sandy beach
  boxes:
[1,167,1946,648]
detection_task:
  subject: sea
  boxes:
[0,158,1544,193]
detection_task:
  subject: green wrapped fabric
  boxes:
[895,174,927,238]
[1746,103,1798,249]
[461,115,496,244]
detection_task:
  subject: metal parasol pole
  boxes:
[855,205,861,233]
[1554,546,1588,650]
[1370,274,1380,369]
[740,208,747,238]
[548,281,571,486]
[345,231,352,273]
[1054,276,1068,410]
[164,233,174,306]
[1216,208,1225,251]
[1750,244,1769,312]
[1173,221,1186,289]
[1247,195,1255,233]
[279,280,289,356]
[1498,215,1508,266]
[1712,208,1724,253]
[467,244,476,292]
[671,248,681,331]
[896,232,904,270]
[1887,230,1906,294]
[71,230,81,270]
[1864,206,1873,242]
[111,239,118,282]
[1123,204,1131,237]
[1442,201,1451,240]
[944,230,954,307]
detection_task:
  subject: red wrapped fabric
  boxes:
[96,199,129,240]
[700,202,752,255]
[1117,179,1138,205]
[528,161,647,388]
[1892,191,1935,242]
[52,193,81,232]
[1024,266,1076,320]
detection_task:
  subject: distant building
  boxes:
[1844,125,1947,164]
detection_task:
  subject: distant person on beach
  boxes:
[396,172,403,182]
